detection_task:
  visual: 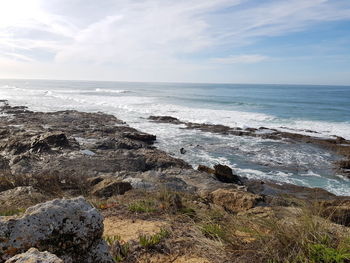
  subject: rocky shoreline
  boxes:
[149,115,350,178]
[0,102,349,262]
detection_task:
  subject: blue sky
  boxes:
[0,0,350,85]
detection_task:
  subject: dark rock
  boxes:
[148,116,182,124]
[122,132,156,144]
[91,179,132,198]
[213,164,241,184]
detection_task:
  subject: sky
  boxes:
[0,0,350,85]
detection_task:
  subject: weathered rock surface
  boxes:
[0,104,191,196]
[5,248,63,263]
[91,178,132,198]
[210,188,264,213]
[0,197,113,263]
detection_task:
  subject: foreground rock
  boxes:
[5,248,63,263]
[210,188,264,213]
[0,197,113,263]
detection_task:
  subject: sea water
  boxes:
[0,79,349,195]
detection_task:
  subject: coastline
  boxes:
[0,102,349,262]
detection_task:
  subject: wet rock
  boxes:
[5,248,63,263]
[148,116,182,124]
[0,197,113,263]
[122,132,156,144]
[91,178,132,198]
[210,188,264,213]
[213,164,241,184]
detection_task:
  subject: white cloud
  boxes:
[211,54,269,64]
[0,0,350,82]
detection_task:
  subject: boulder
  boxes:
[0,197,113,263]
[210,188,263,213]
[213,164,241,184]
[5,248,63,263]
[91,178,132,198]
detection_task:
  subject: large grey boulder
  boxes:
[5,248,63,263]
[0,197,113,263]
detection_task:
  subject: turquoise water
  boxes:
[0,79,349,195]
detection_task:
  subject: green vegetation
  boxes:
[128,200,156,213]
[200,222,226,241]
[139,229,170,249]
[104,235,130,262]
[0,208,25,216]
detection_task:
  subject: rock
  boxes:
[91,178,132,198]
[0,186,48,212]
[318,200,350,227]
[197,165,215,174]
[0,197,113,263]
[122,132,156,144]
[5,248,63,263]
[210,188,263,213]
[213,164,241,184]
[148,116,182,124]
[180,148,186,154]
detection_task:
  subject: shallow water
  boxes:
[0,79,349,195]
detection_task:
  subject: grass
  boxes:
[139,229,170,249]
[128,200,156,213]
[200,223,226,241]
[0,208,25,216]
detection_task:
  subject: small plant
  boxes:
[0,208,25,216]
[200,223,226,241]
[128,200,156,213]
[139,229,170,249]
[308,243,350,263]
[104,235,130,262]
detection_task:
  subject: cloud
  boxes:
[211,54,269,64]
[0,0,350,82]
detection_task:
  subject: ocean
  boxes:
[0,79,349,195]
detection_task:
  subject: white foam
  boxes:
[95,88,130,94]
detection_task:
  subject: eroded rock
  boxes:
[0,197,113,263]
[5,248,63,263]
[210,188,263,213]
